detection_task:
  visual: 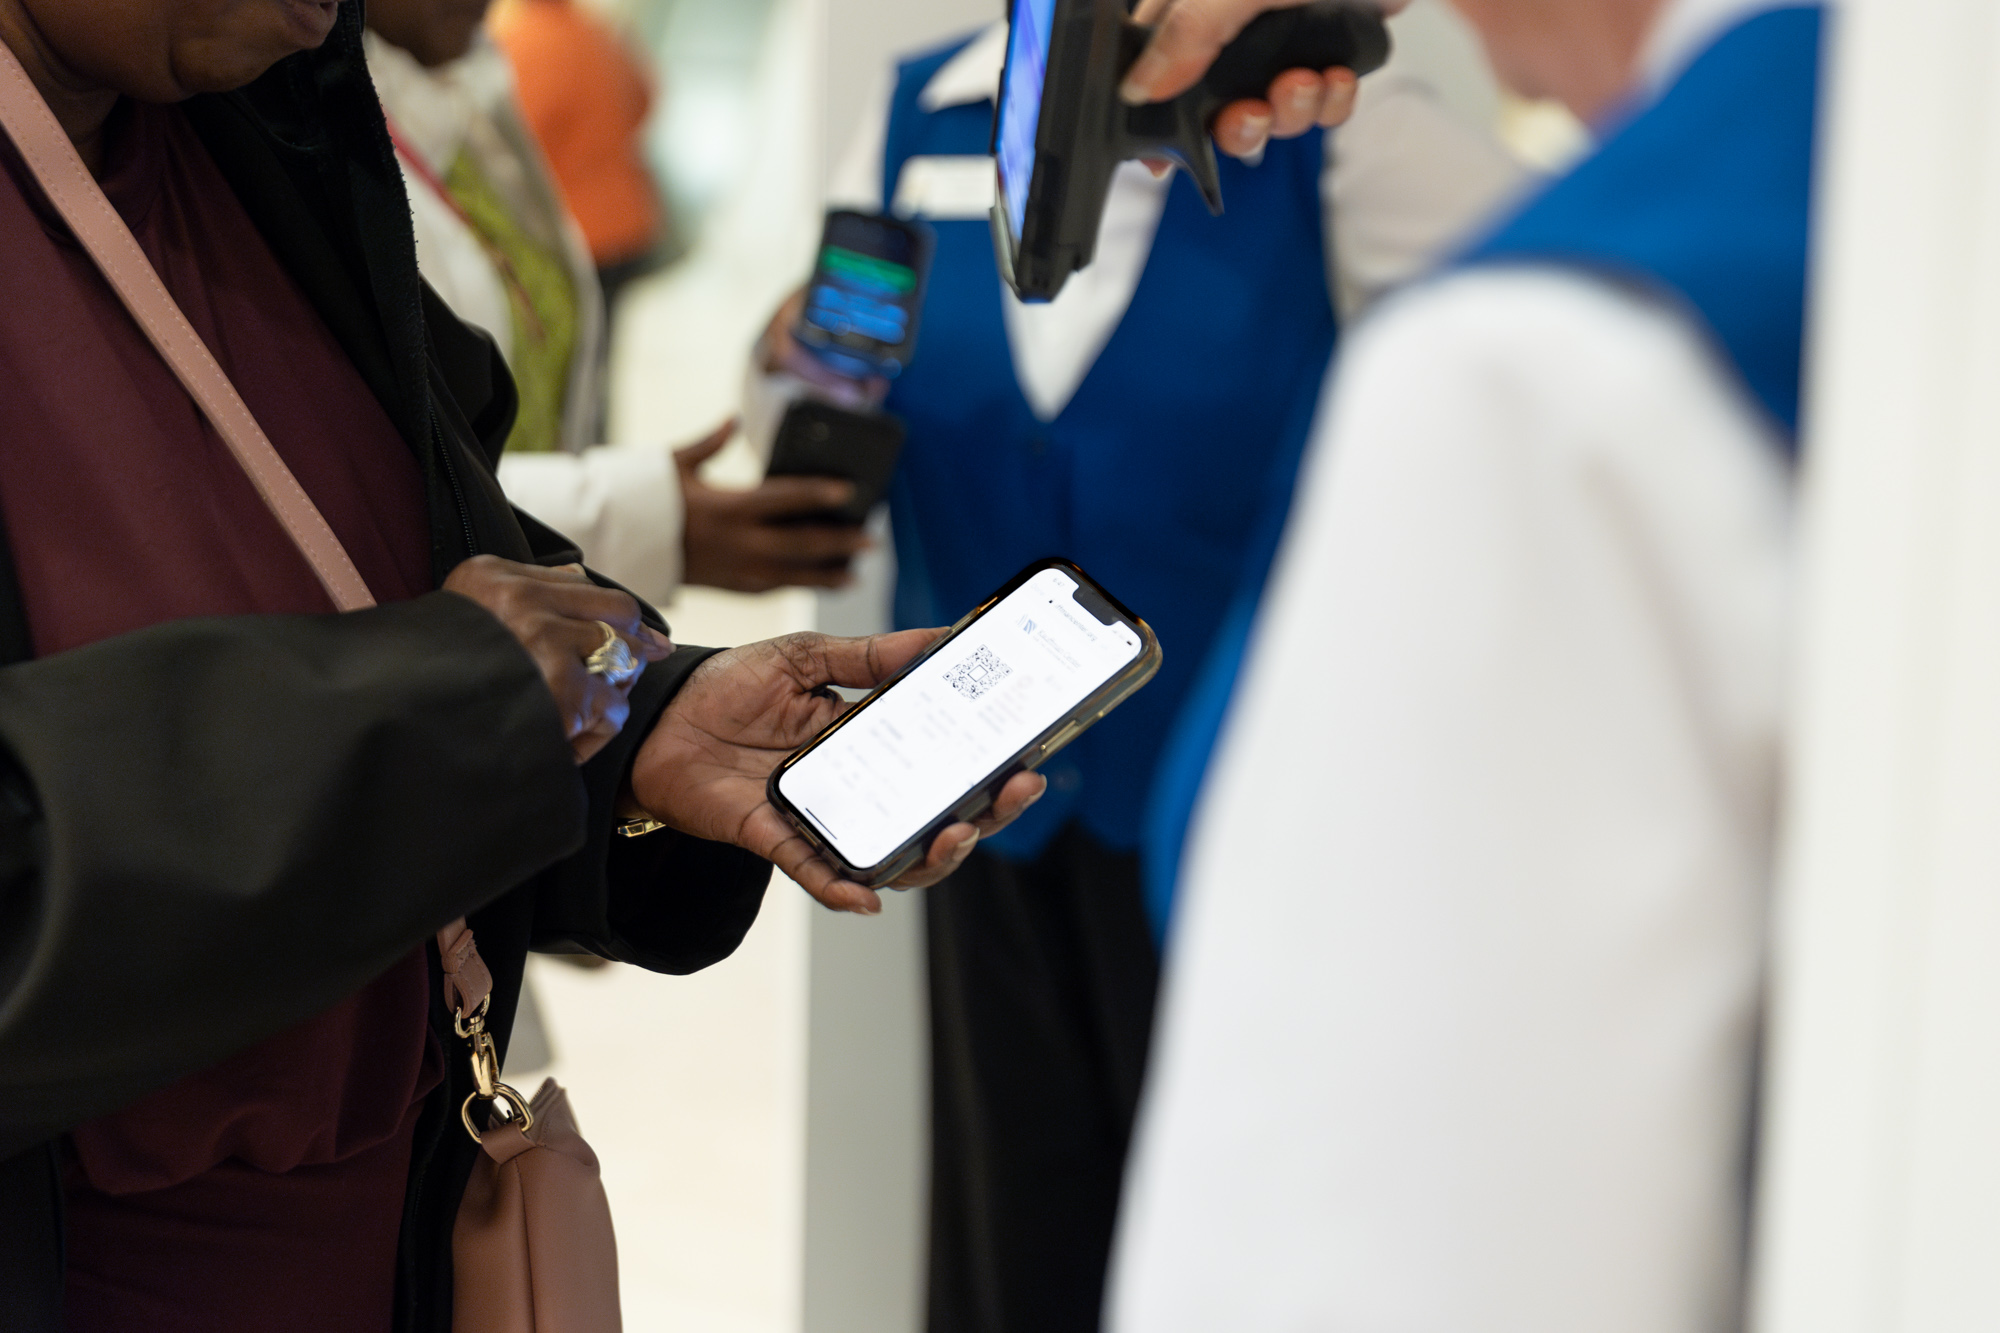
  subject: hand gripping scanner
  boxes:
[992,0,1391,301]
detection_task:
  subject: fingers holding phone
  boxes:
[631,565,1154,913]
[769,561,1161,890]
[886,770,1052,890]
[677,426,875,593]
[759,208,935,397]
[628,627,988,915]
[757,289,889,410]
[777,629,1054,891]
[755,746,1048,910]
[625,627,1052,913]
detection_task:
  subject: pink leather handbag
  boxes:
[0,39,621,1332]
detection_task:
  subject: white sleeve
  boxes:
[497,447,685,607]
[1325,74,1530,315]
[1108,269,1791,1333]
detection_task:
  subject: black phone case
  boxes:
[765,400,906,526]
[766,558,1163,888]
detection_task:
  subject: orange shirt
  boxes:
[490,0,661,266]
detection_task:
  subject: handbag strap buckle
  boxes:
[456,1003,537,1143]
[462,1083,536,1144]
[445,940,536,1144]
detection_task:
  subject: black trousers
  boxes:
[926,823,1160,1333]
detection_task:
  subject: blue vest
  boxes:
[1141,4,1824,941]
[881,34,1337,860]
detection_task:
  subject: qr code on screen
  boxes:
[945,645,1011,701]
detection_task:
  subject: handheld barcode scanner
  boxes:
[992,0,1391,301]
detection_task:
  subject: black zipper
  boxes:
[430,408,479,562]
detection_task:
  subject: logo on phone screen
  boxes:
[945,645,1011,702]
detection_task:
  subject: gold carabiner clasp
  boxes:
[452,992,492,1040]
[450,991,533,1142]
[462,1082,536,1143]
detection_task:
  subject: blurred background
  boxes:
[486,2,1579,1328]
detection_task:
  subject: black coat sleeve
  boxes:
[0,594,582,1157]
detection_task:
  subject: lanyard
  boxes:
[384,111,549,345]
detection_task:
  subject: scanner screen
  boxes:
[997,0,1056,240]
[778,567,1143,871]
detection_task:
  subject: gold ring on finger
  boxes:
[584,620,641,686]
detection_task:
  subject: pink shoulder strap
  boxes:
[0,39,375,614]
[0,43,493,1012]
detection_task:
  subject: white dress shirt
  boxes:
[822,19,1525,421]
[1107,2,1799,1329]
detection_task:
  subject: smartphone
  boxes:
[769,559,1162,886]
[765,400,906,526]
[794,210,936,379]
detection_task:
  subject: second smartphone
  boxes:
[794,210,935,380]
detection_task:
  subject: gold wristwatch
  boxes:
[615,814,667,838]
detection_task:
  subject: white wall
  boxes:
[1754,0,2000,1328]
[823,0,999,174]
[1382,0,1499,130]
[798,896,931,1333]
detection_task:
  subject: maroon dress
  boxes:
[0,99,444,1330]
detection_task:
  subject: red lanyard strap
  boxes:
[384,113,549,345]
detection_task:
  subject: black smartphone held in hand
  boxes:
[794,210,936,379]
[769,559,1162,887]
[765,400,906,526]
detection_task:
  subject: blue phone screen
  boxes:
[996,0,1057,240]
[799,212,926,376]
[805,247,913,347]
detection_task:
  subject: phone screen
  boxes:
[799,212,928,374]
[996,0,1056,241]
[777,566,1143,871]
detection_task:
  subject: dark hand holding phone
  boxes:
[768,559,1161,886]
[765,401,906,527]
